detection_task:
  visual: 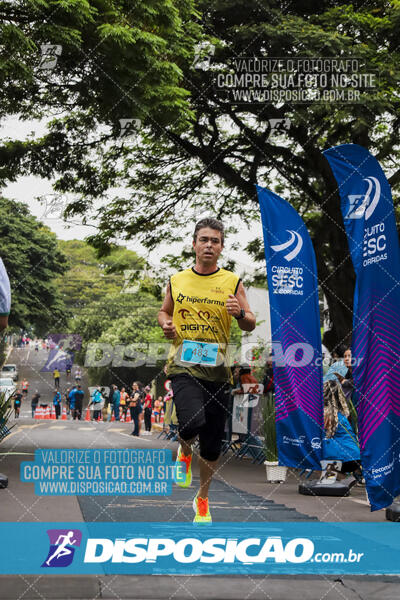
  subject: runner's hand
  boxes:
[226,294,241,317]
[162,319,177,339]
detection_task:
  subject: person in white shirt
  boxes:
[74,367,82,382]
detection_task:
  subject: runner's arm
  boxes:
[226,281,256,332]
[158,282,177,339]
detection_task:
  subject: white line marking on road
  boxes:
[48,426,67,429]
[107,428,127,433]
[0,452,35,455]
[346,497,372,506]
[118,433,151,442]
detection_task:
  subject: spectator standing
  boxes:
[263,359,274,395]
[53,389,62,419]
[129,382,143,436]
[88,386,103,421]
[31,390,40,418]
[153,396,161,423]
[341,348,355,401]
[101,387,110,422]
[73,385,84,420]
[68,386,76,417]
[143,387,153,433]
[111,385,121,421]
[64,387,71,415]
[120,387,129,421]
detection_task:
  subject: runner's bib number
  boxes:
[181,340,219,366]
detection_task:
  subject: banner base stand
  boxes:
[298,478,353,497]
[386,502,400,522]
[0,473,8,489]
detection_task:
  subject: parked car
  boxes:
[0,378,17,401]
[0,364,18,381]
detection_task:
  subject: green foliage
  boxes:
[0,0,199,128]
[0,197,68,334]
[54,238,166,384]
[70,291,163,346]
[56,239,145,317]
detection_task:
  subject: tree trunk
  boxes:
[313,211,355,352]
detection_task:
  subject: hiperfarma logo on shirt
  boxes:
[42,529,82,568]
[271,230,303,262]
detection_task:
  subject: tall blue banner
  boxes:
[324,143,400,511]
[257,185,323,470]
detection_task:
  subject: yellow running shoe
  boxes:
[193,493,212,524]
[174,445,192,488]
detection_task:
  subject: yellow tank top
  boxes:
[167,267,240,382]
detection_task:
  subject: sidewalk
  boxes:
[1,574,400,599]
[0,424,399,598]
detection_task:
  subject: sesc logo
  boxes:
[346,176,381,220]
[311,437,322,450]
[271,230,303,262]
[42,529,82,568]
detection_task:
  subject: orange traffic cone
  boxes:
[50,405,56,420]
[61,406,67,420]
[45,406,51,420]
[120,412,125,422]
[85,407,91,421]
[34,406,42,420]
[126,411,131,423]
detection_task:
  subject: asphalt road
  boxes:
[1,345,399,599]
[3,345,388,523]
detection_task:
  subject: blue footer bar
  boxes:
[1,522,399,575]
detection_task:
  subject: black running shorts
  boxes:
[170,373,230,461]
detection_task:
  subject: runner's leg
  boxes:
[198,381,229,497]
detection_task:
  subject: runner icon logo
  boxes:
[41,333,82,373]
[271,230,303,262]
[346,176,381,220]
[42,529,82,568]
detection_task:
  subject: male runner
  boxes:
[158,217,256,523]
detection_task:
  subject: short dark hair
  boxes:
[193,218,224,244]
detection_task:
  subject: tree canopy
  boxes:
[1,0,400,348]
[0,197,68,334]
[56,239,146,316]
